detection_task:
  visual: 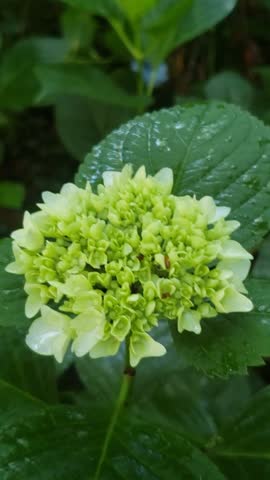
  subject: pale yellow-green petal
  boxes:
[220,240,253,260]
[178,309,201,334]
[199,196,216,222]
[134,165,146,181]
[219,287,253,313]
[11,212,44,251]
[129,332,166,367]
[25,306,71,362]
[5,243,33,274]
[154,168,173,194]
[102,171,122,187]
[218,258,251,281]
[24,285,44,318]
[90,336,120,358]
[213,206,230,222]
[72,310,105,356]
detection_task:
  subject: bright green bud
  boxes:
[6,165,253,365]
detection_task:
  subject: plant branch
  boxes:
[109,18,143,61]
[93,342,135,480]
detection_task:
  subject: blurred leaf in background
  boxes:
[0,37,68,111]
[204,70,256,110]
[55,96,133,161]
[0,181,25,208]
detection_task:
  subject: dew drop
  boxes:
[175,122,184,130]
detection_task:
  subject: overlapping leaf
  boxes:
[143,0,237,64]
[0,239,27,328]
[60,0,120,17]
[0,381,226,480]
[0,37,68,111]
[0,327,58,403]
[204,71,255,109]
[172,278,270,377]
[55,96,133,161]
[211,386,270,478]
[36,63,148,108]
[76,102,270,250]
[0,365,269,479]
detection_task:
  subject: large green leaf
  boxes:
[0,37,68,111]
[76,322,259,443]
[0,381,45,425]
[169,0,237,47]
[213,386,270,457]
[0,370,268,479]
[117,0,156,22]
[252,234,270,278]
[61,0,236,65]
[75,323,177,404]
[143,0,193,31]
[0,240,57,402]
[0,381,226,480]
[55,96,133,161]
[36,63,148,108]
[210,386,270,478]
[60,0,120,17]
[0,327,58,403]
[171,278,270,377]
[0,238,28,328]
[76,102,270,251]
[143,0,237,63]
[61,6,97,50]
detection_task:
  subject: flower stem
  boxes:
[93,345,135,480]
[109,18,143,61]
[146,67,158,97]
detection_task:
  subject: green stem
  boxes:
[109,18,143,61]
[93,346,135,480]
[146,67,158,97]
[136,60,146,114]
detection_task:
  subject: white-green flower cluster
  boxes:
[6,165,253,367]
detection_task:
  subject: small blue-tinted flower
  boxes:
[131,60,168,87]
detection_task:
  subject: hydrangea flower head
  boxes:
[6,165,253,367]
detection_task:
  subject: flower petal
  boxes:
[11,212,44,251]
[5,243,33,274]
[102,171,121,187]
[220,240,253,260]
[129,332,166,367]
[90,337,120,358]
[25,306,71,362]
[72,310,105,357]
[218,258,251,281]
[24,285,45,318]
[199,196,216,222]
[178,309,201,334]
[219,287,253,313]
[154,168,173,194]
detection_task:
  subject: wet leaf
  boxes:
[0,238,28,328]
[77,102,270,250]
[171,278,270,377]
